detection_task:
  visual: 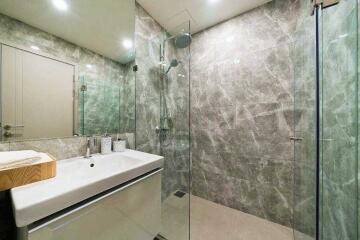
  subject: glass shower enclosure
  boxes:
[135,17,191,240]
[157,21,191,240]
[293,0,359,239]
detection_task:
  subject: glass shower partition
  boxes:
[157,21,191,240]
[293,0,359,239]
[320,0,358,239]
[293,0,317,238]
[134,15,191,240]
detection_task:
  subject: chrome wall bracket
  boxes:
[311,0,340,15]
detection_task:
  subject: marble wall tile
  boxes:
[8,137,88,160]
[191,165,293,227]
[3,133,135,160]
[135,4,163,155]
[120,61,136,133]
[190,0,300,229]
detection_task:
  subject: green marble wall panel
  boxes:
[80,75,125,135]
[120,61,136,133]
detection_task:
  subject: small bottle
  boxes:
[113,137,126,152]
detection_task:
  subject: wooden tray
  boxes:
[0,155,56,191]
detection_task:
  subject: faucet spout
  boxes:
[85,136,95,158]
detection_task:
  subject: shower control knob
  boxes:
[155,126,161,134]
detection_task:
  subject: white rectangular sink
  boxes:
[11,149,163,228]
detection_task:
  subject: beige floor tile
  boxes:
[161,193,313,240]
[190,195,293,240]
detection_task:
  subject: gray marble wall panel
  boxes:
[135,4,164,154]
[8,137,88,160]
[191,0,301,228]
[1,133,135,160]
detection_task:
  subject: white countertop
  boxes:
[11,149,163,227]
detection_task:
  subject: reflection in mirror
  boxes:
[0,0,136,142]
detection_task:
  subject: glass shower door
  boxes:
[157,21,191,240]
[320,0,358,239]
[293,0,317,239]
[293,1,359,239]
[293,0,359,240]
[135,13,191,239]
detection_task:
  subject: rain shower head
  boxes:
[175,33,192,49]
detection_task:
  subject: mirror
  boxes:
[0,0,136,142]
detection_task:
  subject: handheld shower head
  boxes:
[170,59,179,67]
[165,59,180,74]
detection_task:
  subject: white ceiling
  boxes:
[137,0,272,35]
[0,0,135,64]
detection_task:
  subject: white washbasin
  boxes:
[11,149,164,227]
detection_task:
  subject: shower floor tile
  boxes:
[190,195,293,240]
[161,193,313,240]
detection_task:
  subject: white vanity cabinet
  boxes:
[11,150,164,240]
[22,171,161,240]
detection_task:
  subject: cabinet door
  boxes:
[29,172,161,240]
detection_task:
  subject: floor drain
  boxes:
[154,234,168,240]
[174,190,186,198]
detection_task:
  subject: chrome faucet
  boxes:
[85,136,96,158]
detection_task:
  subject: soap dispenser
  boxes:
[101,133,112,154]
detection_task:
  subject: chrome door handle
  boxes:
[3,131,13,138]
[290,136,303,141]
[321,139,333,142]
[3,125,24,130]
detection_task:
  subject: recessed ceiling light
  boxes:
[123,39,133,49]
[86,64,93,69]
[226,36,234,42]
[31,45,40,50]
[52,0,68,11]
[208,0,220,3]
